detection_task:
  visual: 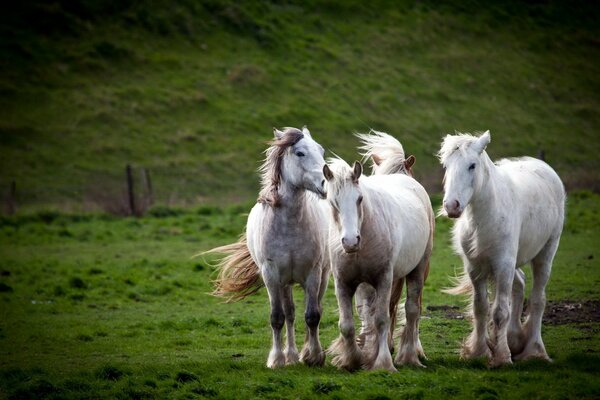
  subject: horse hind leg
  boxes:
[514,236,559,362]
[508,269,526,356]
[281,285,299,365]
[355,283,376,349]
[368,275,396,372]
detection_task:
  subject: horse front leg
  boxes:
[395,261,427,367]
[489,264,515,367]
[329,280,362,370]
[368,274,396,372]
[264,277,285,368]
[462,270,492,360]
[300,269,325,367]
[281,285,299,365]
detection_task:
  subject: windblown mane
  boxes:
[257,128,304,207]
[437,133,482,166]
[356,130,408,174]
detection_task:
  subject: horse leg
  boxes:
[395,260,427,367]
[300,269,325,367]
[489,264,515,367]
[368,274,396,372]
[508,268,526,356]
[328,280,362,370]
[264,279,285,368]
[462,271,492,360]
[355,283,376,349]
[281,285,299,365]
[514,236,559,362]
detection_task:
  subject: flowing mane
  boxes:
[356,130,408,174]
[437,132,484,166]
[257,128,304,207]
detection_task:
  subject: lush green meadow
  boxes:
[1,1,599,399]
[0,192,599,399]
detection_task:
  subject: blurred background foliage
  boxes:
[1,0,598,211]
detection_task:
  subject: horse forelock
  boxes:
[257,128,304,207]
[438,133,481,166]
[325,157,356,198]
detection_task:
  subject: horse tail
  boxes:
[355,130,409,175]
[443,270,473,296]
[207,234,263,302]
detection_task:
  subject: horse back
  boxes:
[497,157,565,264]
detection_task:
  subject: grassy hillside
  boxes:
[1,1,599,210]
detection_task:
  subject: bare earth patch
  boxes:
[543,300,600,325]
[425,300,600,325]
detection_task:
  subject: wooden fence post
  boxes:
[126,164,136,216]
[538,149,545,161]
[141,168,154,211]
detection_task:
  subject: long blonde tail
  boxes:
[443,271,473,295]
[206,234,263,302]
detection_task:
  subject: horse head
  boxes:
[438,131,491,218]
[324,159,364,253]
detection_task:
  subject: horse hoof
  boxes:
[488,356,512,369]
[300,348,325,367]
[267,351,286,368]
[285,350,300,365]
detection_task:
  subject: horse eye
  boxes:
[296,151,305,157]
[469,163,476,171]
[357,196,363,204]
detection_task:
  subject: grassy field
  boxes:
[0,192,598,399]
[1,1,599,209]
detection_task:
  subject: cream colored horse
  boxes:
[439,131,565,367]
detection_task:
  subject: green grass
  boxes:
[0,192,599,399]
[1,1,599,209]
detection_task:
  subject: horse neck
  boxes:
[276,180,307,216]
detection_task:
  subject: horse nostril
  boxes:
[356,236,361,246]
[454,200,460,209]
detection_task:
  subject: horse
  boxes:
[438,131,565,367]
[352,131,422,353]
[209,126,330,368]
[323,155,434,372]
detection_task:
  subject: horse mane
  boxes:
[437,132,482,166]
[257,128,304,207]
[356,130,408,175]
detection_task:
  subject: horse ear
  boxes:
[273,127,284,139]
[352,161,362,183]
[473,130,491,154]
[323,164,334,181]
[404,155,416,169]
[302,125,311,137]
[371,154,383,166]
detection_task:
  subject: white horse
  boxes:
[210,126,330,368]
[353,131,421,352]
[324,156,434,371]
[439,131,565,367]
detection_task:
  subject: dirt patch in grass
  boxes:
[427,300,600,325]
[543,300,600,325]
[425,305,464,320]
